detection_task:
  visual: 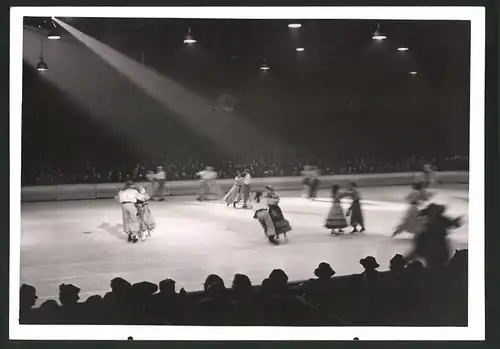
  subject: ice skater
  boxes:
[301,165,311,198]
[308,166,321,199]
[392,182,433,237]
[196,166,218,201]
[136,187,156,241]
[252,191,277,244]
[325,185,351,235]
[405,203,463,268]
[265,186,292,240]
[153,165,167,201]
[423,163,436,188]
[224,172,244,207]
[346,182,366,233]
[242,169,252,208]
[116,180,140,243]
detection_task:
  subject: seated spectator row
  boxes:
[22,154,468,186]
[20,250,468,326]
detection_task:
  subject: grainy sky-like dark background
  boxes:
[21,18,471,167]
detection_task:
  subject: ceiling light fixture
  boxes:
[397,47,409,52]
[183,28,197,44]
[409,71,418,75]
[288,23,302,28]
[296,47,305,52]
[372,23,387,40]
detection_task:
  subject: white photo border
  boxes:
[9,6,485,341]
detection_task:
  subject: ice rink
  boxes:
[20,184,469,305]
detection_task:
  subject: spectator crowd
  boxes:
[20,249,467,326]
[22,153,468,186]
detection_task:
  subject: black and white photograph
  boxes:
[10,6,485,341]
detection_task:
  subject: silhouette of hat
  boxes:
[360,256,380,269]
[314,262,336,278]
[132,281,158,296]
[390,254,407,268]
[110,277,132,291]
[59,283,81,295]
[159,279,176,292]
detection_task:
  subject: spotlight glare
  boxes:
[397,47,409,52]
[260,64,271,71]
[296,47,305,52]
[288,23,302,28]
[409,71,418,75]
[48,34,61,40]
[372,34,387,40]
[183,38,197,44]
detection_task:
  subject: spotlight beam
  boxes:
[53,18,283,158]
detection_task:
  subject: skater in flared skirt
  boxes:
[136,187,156,241]
[325,185,351,235]
[224,173,244,207]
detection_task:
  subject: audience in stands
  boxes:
[19,250,468,326]
[21,154,468,186]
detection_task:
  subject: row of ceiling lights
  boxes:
[37,20,416,75]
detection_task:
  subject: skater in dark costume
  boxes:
[265,186,292,240]
[136,187,156,241]
[325,185,350,235]
[423,163,435,188]
[346,182,366,233]
[406,203,463,268]
[252,191,277,244]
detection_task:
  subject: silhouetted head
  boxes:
[232,274,252,295]
[203,274,225,292]
[412,182,423,191]
[314,262,336,279]
[390,254,407,274]
[254,191,262,202]
[350,182,358,188]
[20,284,38,309]
[59,283,81,306]
[332,185,340,194]
[159,279,176,294]
[360,256,380,271]
[110,277,132,294]
[268,269,289,292]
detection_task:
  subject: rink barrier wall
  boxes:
[20,171,468,202]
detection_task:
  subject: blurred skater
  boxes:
[196,166,219,201]
[136,187,156,241]
[308,166,321,199]
[392,182,433,237]
[153,165,167,201]
[405,203,463,268]
[301,165,311,198]
[423,163,436,188]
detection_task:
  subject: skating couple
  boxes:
[325,183,366,234]
[116,181,156,243]
[253,186,292,245]
[223,169,252,208]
